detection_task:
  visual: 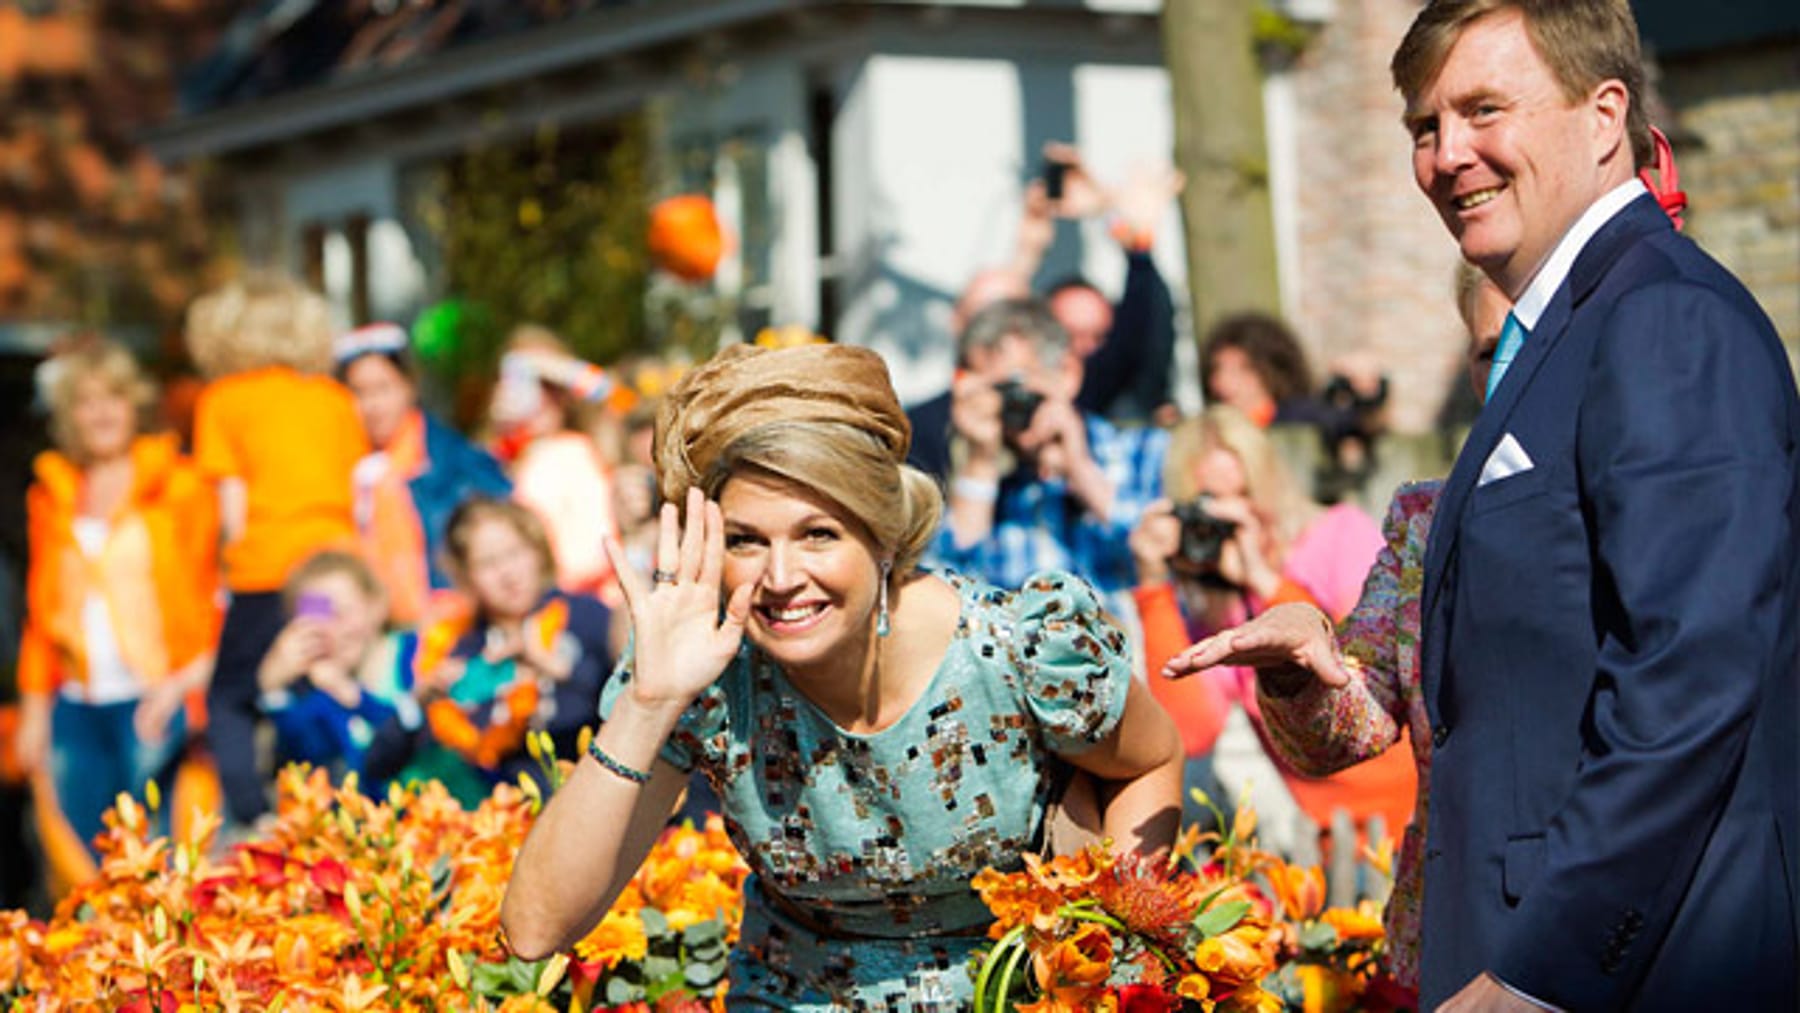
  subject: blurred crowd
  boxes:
[0,143,1482,909]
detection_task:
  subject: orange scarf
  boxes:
[420,598,568,769]
[359,410,430,626]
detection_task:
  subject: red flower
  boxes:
[241,844,290,887]
[190,873,239,912]
[310,856,348,893]
[1113,982,1180,1013]
[310,856,351,917]
[117,989,178,1013]
[1358,972,1420,1013]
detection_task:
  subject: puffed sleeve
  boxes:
[1010,571,1133,755]
[596,642,733,774]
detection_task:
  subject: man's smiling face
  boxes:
[1407,9,1614,296]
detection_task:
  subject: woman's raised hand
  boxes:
[607,486,752,710]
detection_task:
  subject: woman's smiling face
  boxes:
[717,472,884,677]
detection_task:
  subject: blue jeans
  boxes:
[50,696,185,850]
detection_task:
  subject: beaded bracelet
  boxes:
[588,738,652,784]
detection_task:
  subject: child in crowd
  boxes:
[364,497,614,807]
[257,552,402,780]
[186,274,370,825]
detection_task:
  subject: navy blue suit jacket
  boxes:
[1418,195,1800,1010]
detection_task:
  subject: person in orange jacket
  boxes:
[14,340,220,854]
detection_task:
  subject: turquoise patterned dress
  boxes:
[601,570,1132,1011]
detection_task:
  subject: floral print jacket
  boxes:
[1257,480,1439,990]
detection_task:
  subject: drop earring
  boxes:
[876,559,893,637]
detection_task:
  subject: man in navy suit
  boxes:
[1166,2,1798,1009]
[1394,3,1798,1008]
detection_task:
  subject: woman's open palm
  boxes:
[608,486,752,708]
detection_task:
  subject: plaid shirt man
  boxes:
[930,414,1167,603]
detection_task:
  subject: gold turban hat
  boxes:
[653,342,912,505]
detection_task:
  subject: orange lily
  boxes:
[1265,862,1327,922]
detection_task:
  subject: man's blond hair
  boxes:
[1391,0,1652,170]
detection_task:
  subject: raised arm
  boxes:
[501,489,750,959]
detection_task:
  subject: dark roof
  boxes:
[1632,0,1800,58]
[179,0,643,114]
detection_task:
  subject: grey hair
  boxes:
[956,297,1071,368]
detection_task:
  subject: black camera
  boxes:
[1041,159,1068,201]
[1320,373,1389,423]
[994,379,1044,437]
[1316,373,1391,503]
[1170,496,1238,572]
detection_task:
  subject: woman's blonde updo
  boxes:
[654,343,942,581]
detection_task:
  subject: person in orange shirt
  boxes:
[186,275,369,825]
[1198,314,1316,430]
[14,341,220,854]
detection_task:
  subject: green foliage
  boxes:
[469,954,543,996]
[1193,899,1252,940]
[419,117,653,392]
[1251,4,1316,57]
[599,909,732,1006]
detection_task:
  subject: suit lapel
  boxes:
[1421,195,1672,716]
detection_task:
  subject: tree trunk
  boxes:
[1162,0,1282,341]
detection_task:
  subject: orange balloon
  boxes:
[647,195,725,282]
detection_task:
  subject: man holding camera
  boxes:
[929,298,1167,611]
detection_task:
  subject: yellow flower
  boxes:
[1320,901,1385,943]
[573,909,649,969]
[1177,973,1213,1001]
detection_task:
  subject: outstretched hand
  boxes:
[608,486,752,710]
[1161,602,1349,689]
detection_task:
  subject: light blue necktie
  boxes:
[1486,311,1528,400]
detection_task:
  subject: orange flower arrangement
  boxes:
[971,790,1406,1013]
[3,749,1401,1011]
[970,839,1283,1013]
[0,741,747,1012]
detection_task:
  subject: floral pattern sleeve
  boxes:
[1010,571,1134,755]
[1259,482,1439,776]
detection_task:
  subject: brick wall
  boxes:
[1287,0,1470,436]
[1656,41,1800,356]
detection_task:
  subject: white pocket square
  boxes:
[1478,433,1534,487]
